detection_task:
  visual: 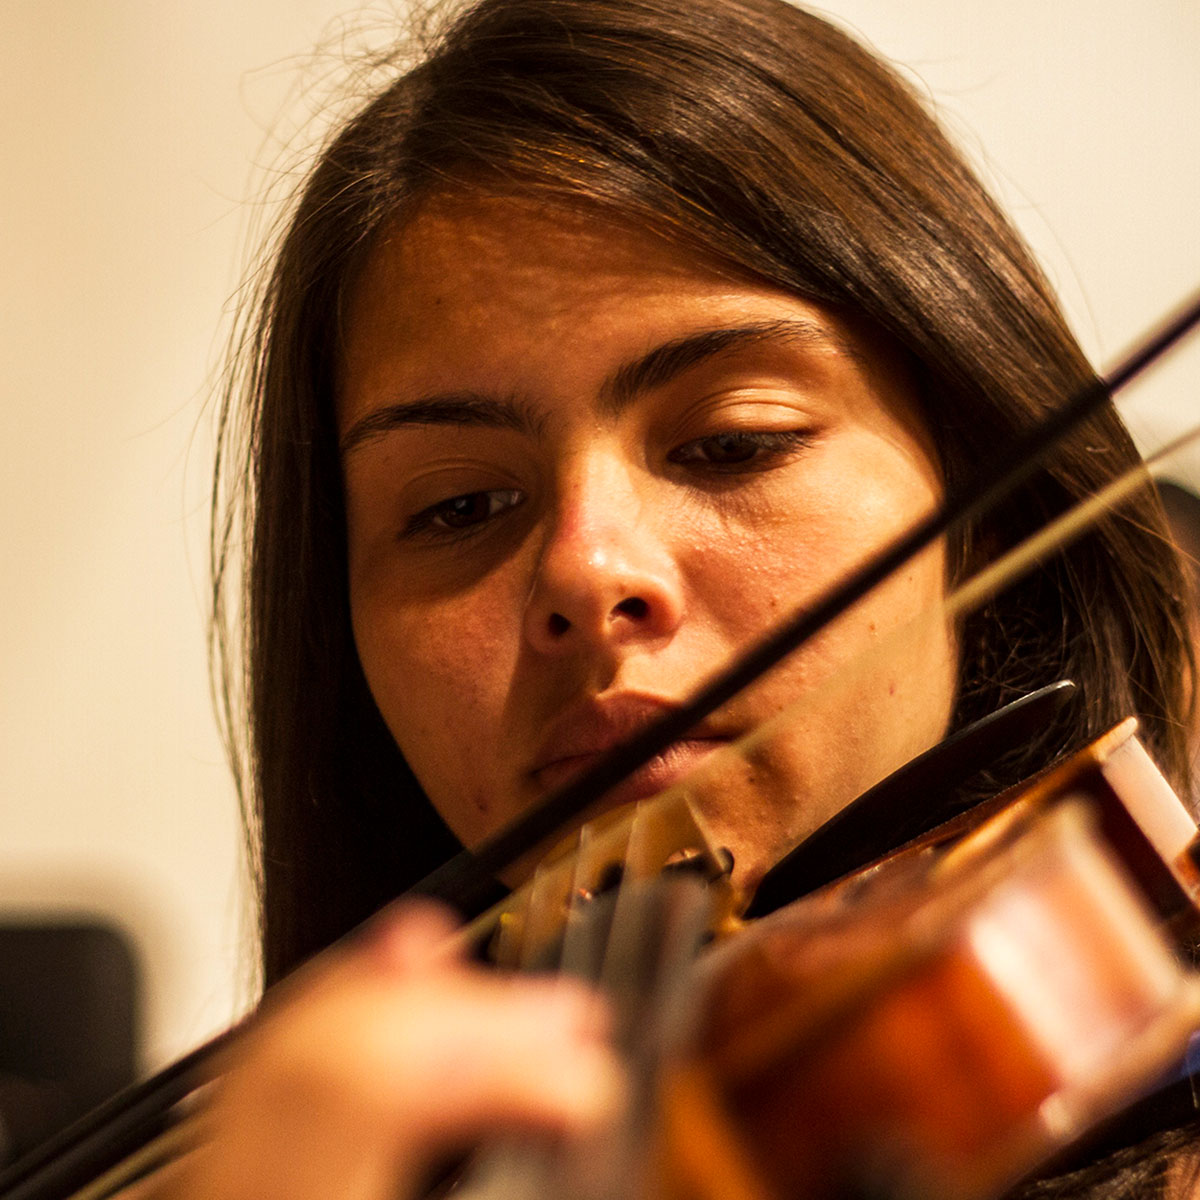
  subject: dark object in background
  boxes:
[0,923,139,1166]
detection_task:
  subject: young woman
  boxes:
[184,0,1197,1195]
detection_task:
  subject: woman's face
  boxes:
[339,193,957,889]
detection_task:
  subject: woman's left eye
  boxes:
[667,430,811,471]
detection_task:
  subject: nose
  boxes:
[523,461,684,657]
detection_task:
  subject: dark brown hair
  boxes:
[213,0,1194,997]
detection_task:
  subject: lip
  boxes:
[530,694,730,805]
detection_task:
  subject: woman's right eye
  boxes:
[403,488,524,538]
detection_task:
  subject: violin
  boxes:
[2,296,1200,1200]
[443,717,1200,1200]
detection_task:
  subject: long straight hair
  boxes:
[212,0,1194,991]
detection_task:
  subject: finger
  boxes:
[175,927,623,1200]
[390,974,624,1142]
[360,899,463,975]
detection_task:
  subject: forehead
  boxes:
[336,191,924,449]
[340,193,755,390]
[362,192,736,305]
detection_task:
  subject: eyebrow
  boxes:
[600,318,853,416]
[340,317,850,455]
[340,392,544,455]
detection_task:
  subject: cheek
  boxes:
[349,574,519,807]
[691,461,940,640]
[687,436,952,750]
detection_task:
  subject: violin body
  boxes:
[468,722,1200,1200]
[666,724,1200,1200]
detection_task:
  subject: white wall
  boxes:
[0,0,358,1070]
[1,0,1197,1075]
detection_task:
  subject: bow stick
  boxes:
[1,289,1197,1200]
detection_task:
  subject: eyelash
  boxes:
[403,488,524,540]
[667,429,813,472]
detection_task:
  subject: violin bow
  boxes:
[409,287,1200,915]
[1,289,1197,1200]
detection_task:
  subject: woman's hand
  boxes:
[167,901,622,1200]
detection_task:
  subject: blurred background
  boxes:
[0,0,1196,1155]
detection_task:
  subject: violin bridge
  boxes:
[461,792,740,971]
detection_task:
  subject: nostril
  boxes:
[547,612,571,636]
[614,596,649,620]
